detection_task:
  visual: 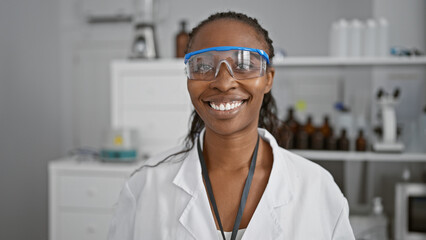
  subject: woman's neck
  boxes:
[203,127,261,172]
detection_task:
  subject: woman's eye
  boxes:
[235,63,253,70]
[195,64,213,73]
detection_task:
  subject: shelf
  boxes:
[273,56,426,67]
[290,150,426,162]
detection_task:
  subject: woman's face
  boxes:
[187,19,274,136]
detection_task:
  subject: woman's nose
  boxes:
[209,61,237,92]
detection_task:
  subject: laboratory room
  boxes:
[1,0,426,240]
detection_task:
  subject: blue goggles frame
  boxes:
[184,46,270,65]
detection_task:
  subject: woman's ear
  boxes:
[264,67,275,94]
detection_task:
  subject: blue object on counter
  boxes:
[101,149,137,162]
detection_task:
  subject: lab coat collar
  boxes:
[173,129,218,240]
[173,128,294,239]
[258,128,294,208]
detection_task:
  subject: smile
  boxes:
[209,100,244,111]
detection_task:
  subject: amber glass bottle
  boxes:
[303,115,315,149]
[176,20,189,58]
[320,116,333,150]
[325,134,337,150]
[337,129,350,151]
[296,130,309,149]
[311,129,324,150]
[355,129,367,151]
[320,116,332,138]
[283,108,300,149]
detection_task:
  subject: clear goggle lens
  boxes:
[185,49,267,81]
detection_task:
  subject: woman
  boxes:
[108,12,355,240]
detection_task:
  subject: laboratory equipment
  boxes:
[394,183,426,240]
[129,0,158,59]
[373,88,404,152]
[100,128,139,162]
[130,23,158,59]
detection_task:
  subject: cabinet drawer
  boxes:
[59,211,112,240]
[59,175,126,208]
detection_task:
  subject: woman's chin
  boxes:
[204,120,258,137]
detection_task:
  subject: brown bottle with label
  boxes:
[325,134,337,150]
[311,129,324,150]
[176,20,189,58]
[283,108,300,149]
[337,129,350,151]
[303,115,315,149]
[296,130,309,149]
[320,115,332,139]
[355,129,367,151]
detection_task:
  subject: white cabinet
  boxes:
[49,157,141,240]
[111,59,192,158]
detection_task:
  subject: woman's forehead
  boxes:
[190,19,266,53]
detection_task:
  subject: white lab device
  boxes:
[373,89,404,152]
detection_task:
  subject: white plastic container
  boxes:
[377,18,389,57]
[336,19,349,57]
[363,19,377,57]
[329,22,338,56]
[348,19,363,57]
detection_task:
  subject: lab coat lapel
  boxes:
[242,129,295,239]
[173,135,218,240]
[173,129,295,240]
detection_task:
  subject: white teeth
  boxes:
[209,101,244,111]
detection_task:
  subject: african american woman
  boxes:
[108,11,355,240]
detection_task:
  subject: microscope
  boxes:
[373,88,405,152]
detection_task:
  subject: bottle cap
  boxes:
[372,197,383,215]
[378,18,388,26]
[338,19,348,27]
[366,19,376,27]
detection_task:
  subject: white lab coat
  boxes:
[108,128,355,240]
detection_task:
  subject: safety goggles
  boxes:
[184,46,270,81]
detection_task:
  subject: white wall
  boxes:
[0,0,61,239]
[156,0,373,57]
[373,0,426,52]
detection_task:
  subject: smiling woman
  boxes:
[108,11,355,240]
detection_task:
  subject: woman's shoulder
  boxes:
[281,148,331,179]
[276,146,344,200]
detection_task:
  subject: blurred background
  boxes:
[0,0,425,239]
